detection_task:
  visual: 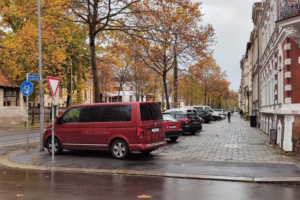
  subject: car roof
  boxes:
[165,108,197,113]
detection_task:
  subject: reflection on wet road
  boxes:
[1,166,300,200]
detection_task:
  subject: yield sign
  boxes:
[47,76,61,96]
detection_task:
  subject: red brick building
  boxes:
[260,0,300,152]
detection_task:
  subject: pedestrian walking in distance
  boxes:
[227,111,231,122]
[240,109,243,118]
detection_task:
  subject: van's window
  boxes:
[140,104,162,121]
[81,107,104,122]
[81,105,131,122]
[61,108,82,123]
[104,105,131,122]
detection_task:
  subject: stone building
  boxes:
[0,68,25,128]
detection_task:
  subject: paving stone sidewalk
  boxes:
[157,114,293,164]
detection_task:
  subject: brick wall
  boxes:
[282,38,300,103]
[290,39,300,103]
[293,116,300,152]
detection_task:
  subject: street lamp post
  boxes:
[38,0,44,151]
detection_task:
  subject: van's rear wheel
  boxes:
[46,137,62,155]
[111,139,129,159]
[170,137,178,142]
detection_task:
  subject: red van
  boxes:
[43,102,166,159]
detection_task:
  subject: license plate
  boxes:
[169,125,177,129]
[193,122,199,124]
[151,128,159,133]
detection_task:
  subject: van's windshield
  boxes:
[140,104,163,121]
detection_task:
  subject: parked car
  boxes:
[214,109,226,119]
[43,102,167,159]
[183,106,213,123]
[197,110,212,123]
[198,106,221,121]
[164,108,202,135]
[162,113,183,142]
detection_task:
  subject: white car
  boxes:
[214,109,226,119]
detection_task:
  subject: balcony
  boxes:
[279,2,300,20]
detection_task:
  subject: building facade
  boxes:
[259,0,300,152]
[0,68,26,128]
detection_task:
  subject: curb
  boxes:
[1,150,300,184]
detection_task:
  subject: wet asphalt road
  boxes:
[1,165,300,200]
[1,116,300,199]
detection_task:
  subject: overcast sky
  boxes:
[200,0,257,91]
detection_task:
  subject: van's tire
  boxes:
[46,137,62,155]
[213,116,217,121]
[111,139,129,159]
[170,137,178,142]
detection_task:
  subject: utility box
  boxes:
[250,115,257,127]
[269,128,276,144]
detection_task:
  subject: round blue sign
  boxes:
[20,81,33,97]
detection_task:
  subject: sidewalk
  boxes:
[1,114,300,183]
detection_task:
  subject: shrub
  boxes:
[243,112,250,121]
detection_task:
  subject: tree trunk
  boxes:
[173,52,178,108]
[89,27,100,103]
[204,87,207,105]
[163,72,170,109]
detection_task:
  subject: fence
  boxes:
[28,106,67,125]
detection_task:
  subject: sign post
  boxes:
[46,76,61,162]
[20,74,33,153]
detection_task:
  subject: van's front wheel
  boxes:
[46,137,62,155]
[111,139,129,159]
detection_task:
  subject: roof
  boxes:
[0,68,18,88]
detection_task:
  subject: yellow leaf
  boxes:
[137,194,151,199]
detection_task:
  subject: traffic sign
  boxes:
[28,74,40,81]
[47,76,61,96]
[20,81,33,97]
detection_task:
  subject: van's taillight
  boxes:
[137,127,144,136]
[182,118,191,123]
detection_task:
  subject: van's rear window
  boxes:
[140,104,163,121]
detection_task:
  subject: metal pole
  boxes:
[38,0,44,151]
[26,73,29,153]
[70,58,72,106]
[51,97,55,162]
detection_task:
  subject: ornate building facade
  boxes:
[260,0,300,152]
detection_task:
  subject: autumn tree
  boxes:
[187,55,230,107]
[134,0,214,109]
[66,0,153,103]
